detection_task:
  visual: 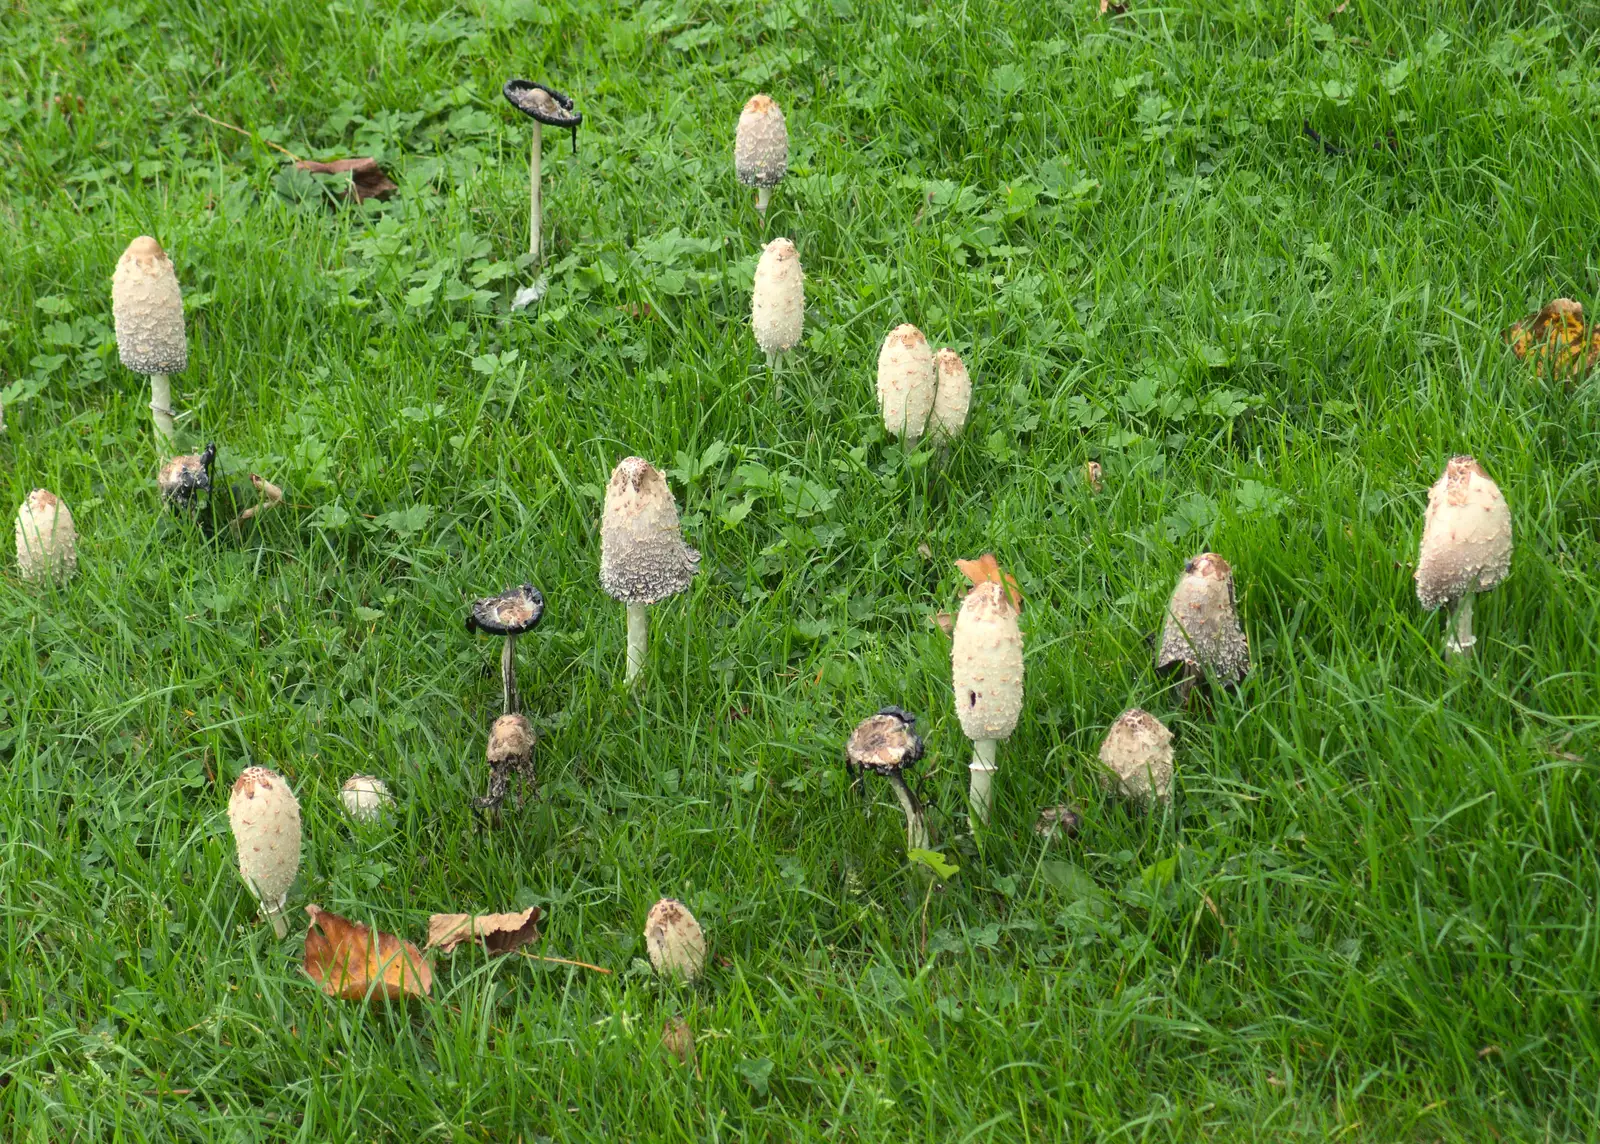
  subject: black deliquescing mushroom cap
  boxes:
[466,583,545,636]
[503,80,582,151]
[845,707,925,776]
[158,442,216,507]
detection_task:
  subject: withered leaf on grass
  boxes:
[303,904,431,1002]
[956,553,1024,612]
[426,907,544,955]
[293,157,397,203]
[1505,298,1600,381]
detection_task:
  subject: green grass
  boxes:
[3,0,1600,1138]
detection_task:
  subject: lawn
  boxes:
[3,0,1600,1139]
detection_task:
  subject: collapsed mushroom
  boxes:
[502,80,582,271]
[477,712,536,811]
[1156,553,1250,699]
[340,775,394,823]
[845,707,929,851]
[599,457,700,684]
[1034,805,1083,842]
[466,583,545,715]
[1415,455,1512,656]
[951,580,1025,825]
[644,897,706,983]
[227,766,302,939]
[734,93,788,215]
[1097,708,1175,806]
[751,236,804,390]
[929,348,971,443]
[157,444,216,512]
[877,324,936,448]
[14,489,77,585]
[112,236,188,448]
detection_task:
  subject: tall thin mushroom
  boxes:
[1156,553,1250,700]
[951,581,1025,825]
[1415,455,1512,655]
[734,94,788,215]
[503,80,582,272]
[227,766,302,939]
[599,457,700,683]
[751,236,804,394]
[845,707,928,851]
[877,324,936,449]
[929,348,972,444]
[466,583,545,715]
[112,236,187,448]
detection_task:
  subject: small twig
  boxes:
[1301,121,1346,156]
[230,474,284,529]
[518,952,612,975]
[191,106,303,162]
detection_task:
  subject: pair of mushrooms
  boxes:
[878,324,972,448]
[466,583,545,811]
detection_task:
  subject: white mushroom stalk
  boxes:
[227,767,302,939]
[751,236,804,393]
[644,898,707,982]
[929,348,971,443]
[734,93,788,215]
[1097,709,1175,806]
[951,581,1024,825]
[877,324,936,449]
[112,236,187,449]
[1156,552,1250,699]
[599,457,700,684]
[14,489,77,585]
[1415,455,1513,656]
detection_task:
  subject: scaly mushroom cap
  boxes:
[1034,804,1083,840]
[503,79,582,127]
[1415,455,1513,610]
[929,348,971,441]
[734,93,788,189]
[600,457,700,606]
[644,897,706,982]
[1097,708,1175,804]
[157,446,213,506]
[846,707,925,776]
[951,581,1025,741]
[486,713,536,765]
[340,775,393,823]
[112,236,187,375]
[466,583,545,636]
[877,324,936,443]
[1156,553,1250,683]
[751,237,804,356]
[15,489,77,584]
[227,766,302,913]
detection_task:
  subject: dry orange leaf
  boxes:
[956,553,1023,612]
[426,907,544,955]
[303,904,431,1002]
[1505,298,1600,381]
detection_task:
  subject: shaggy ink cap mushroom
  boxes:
[1098,708,1176,806]
[503,80,582,148]
[1156,552,1249,696]
[951,579,1025,825]
[846,707,929,851]
[734,93,788,213]
[877,324,936,447]
[645,897,707,983]
[751,237,804,384]
[1415,455,1512,655]
[478,712,536,810]
[600,457,700,683]
[227,766,302,939]
[340,775,393,823]
[157,443,216,510]
[467,583,545,716]
[112,236,186,446]
[930,348,972,443]
[1034,805,1083,841]
[15,489,77,586]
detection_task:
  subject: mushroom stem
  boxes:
[529,121,543,262]
[626,603,649,683]
[501,633,519,714]
[150,373,174,448]
[263,901,289,940]
[885,772,929,852]
[1447,592,1476,656]
[756,186,771,215]
[968,738,998,826]
[767,350,784,400]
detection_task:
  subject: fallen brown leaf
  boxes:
[1505,298,1600,382]
[294,157,397,203]
[426,907,544,955]
[303,904,431,1001]
[955,553,1023,612]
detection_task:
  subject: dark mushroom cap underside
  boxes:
[846,709,925,775]
[467,583,546,635]
[503,80,582,127]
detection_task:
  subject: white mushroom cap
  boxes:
[734,93,788,189]
[14,489,77,584]
[600,457,700,606]
[951,581,1025,742]
[930,348,971,441]
[751,237,804,356]
[486,713,536,764]
[877,324,936,444]
[1415,455,1513,609]
[339,775,393,823]
[1097,708,1175,804]
[112,236,187,376]
[644,897,706,982]
[1156,553,1250,683]
[227,766,301,915]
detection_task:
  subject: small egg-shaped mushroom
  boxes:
[112,236,187,447]
[877,324,936,447]
[14,489,77,585]
[751,237,804,371]
[600,457,700,683]
[227,766,302,939]
[1156,553,1249,697]
[734,93,788,213]
[644,897,706,982]
[929,348,971,442]
[340,775,393,823]
[951,581,1025,824]
[1097,708,1175,805]
[1415,455,1512,656]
